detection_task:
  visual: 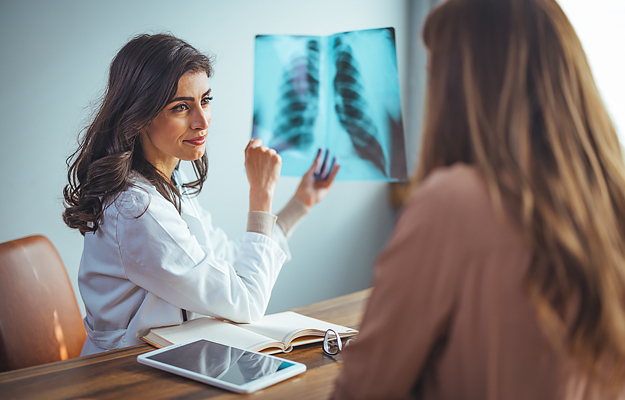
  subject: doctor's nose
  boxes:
[191,107,210,130]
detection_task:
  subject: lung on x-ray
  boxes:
[252,27,407,181]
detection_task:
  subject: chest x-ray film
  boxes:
[252,27,407,181]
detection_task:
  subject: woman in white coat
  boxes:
[62,33,339,355]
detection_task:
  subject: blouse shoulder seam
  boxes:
[111,202,129,280]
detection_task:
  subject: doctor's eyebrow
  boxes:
[169,88,212,103]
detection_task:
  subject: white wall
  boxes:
[556,0,625,144]
[0,0,420,315]
[404,0,439,173]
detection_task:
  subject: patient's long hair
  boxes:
[63,34,212,235]
[418,0,625,386]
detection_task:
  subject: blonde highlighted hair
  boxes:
[418,0,625,386]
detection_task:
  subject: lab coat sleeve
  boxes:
[114,188,287,323]
[187,196,291,264]
[176,167,291,263]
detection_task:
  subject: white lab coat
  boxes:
[78,171,290,355]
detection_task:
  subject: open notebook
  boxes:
[141,311,358,354]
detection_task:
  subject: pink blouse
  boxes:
[331,163,624,400]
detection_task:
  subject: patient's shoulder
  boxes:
[404,163,521,246]
[414,163,489,211]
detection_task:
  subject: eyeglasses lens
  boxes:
[324,329,342,355]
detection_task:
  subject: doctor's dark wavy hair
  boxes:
[417,0,625,388]
[63,33,212,235]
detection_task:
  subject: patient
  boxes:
[331,0,625,398]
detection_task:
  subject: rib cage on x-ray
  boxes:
[332,38,387,177]
[270,38,387,177]
[252,28,406,181]
[270,40,320,152]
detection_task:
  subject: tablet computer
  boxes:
[137,339,306,393]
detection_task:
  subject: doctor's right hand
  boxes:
[245,138,282,213]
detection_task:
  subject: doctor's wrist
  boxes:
[249,188,274,213]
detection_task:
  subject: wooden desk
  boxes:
[0,289,370,400]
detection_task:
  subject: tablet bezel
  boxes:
[137,338,306,394]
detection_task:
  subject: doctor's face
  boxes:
[140,71,212,177]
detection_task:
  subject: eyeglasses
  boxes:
[322,329,355,361]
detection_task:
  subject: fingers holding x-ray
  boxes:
[314,149,337,181]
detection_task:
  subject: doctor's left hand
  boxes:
[294,149,340,208]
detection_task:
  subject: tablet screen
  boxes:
[144,339,297,386]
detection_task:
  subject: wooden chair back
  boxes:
[0,235,86,372]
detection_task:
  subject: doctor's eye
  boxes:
[172,103,189,112]
[201,95,213,106]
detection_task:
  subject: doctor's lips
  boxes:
[184,135,207,146]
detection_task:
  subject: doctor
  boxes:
[62,33,339,355]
